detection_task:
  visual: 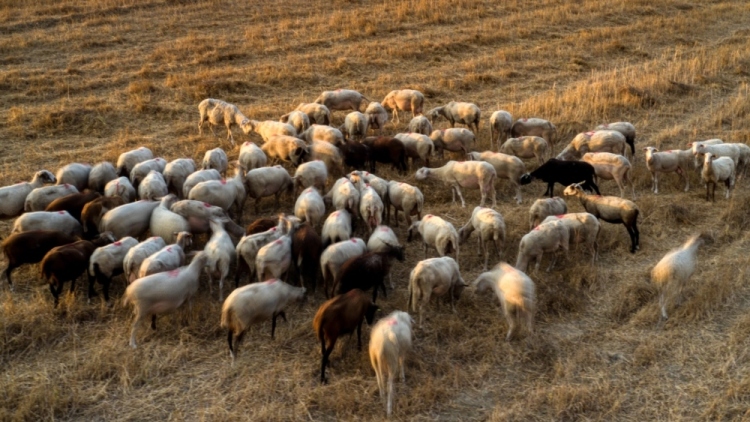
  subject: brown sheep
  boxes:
[45,190,102,225]
[362,136,408,174]
[1,230,79,290]
[80,196,125,236]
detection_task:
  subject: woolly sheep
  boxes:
[56,163,92,192]
[182,169,221,199]
[149,194,190,244]
[426,101,481,133]
[408,256,466,327]
[382,89,425,123]
[642,147,690,194]
[407,214,460,266]
[261,134,309,166]
[691,141,741,172]
[415,161,497,208]
[235,216,294,286]
[204,219,235,301]
[116,147,153,177]
[557,130,627,161]
[294,187,326,228]
[510,118,557,149]
[366,225,402,289]
[198,98,251,146]
[202,147,229,175]
[320,238,367,297]
[385,180,423,227]
[701,152,735,201]
[541,213,601,263]
[279,110,310,134]
[458,206,505,270]
[514,220,569,273]
[349,171,388,200]
[499,136,549,165]
[309,140,345,177]
[24,183,78,212]
[87,162,117,193]
[238,142,267,173]
[104,176,136,203]
[314,89,369,112]
[528,197,567,230]
[651,233,707,320]
[123,236,167,284]
[163,158,196,198]
[137,170,168,201]
[295,102,331,126]
[81,196,125,235]
[595,122,636,157]
[88,236,139,303]
[473,262,536,341]
[247,119,296,142]
[340,111,369,142]
[298,124,345,147]
[467,151,525,204]
[407,115,433,136]
[293,160,328,194]
[130,157,166,188]
[245,165,295,212]
[255,230,293,283]
[98,200,160,239]
[582,152,635,199]
[489,110,513,150]
[189,167,247,220]
[322,209,352,247]
[369,310,414,417]
[359,183,385,235]
[323,177,360,218]
[429,128,474,159]
[365,101,388,135]
[12,210,82,237]
[0,170,56,219]
[394,132,434,168]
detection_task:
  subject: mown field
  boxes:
[2,0,750,420]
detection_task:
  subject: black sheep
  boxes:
[519,158,600,197]
[336,243,405,302]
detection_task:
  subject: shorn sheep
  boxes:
[407,256,466,327]
[365,102,388,135]
[595,121,636,157]
[415,161,497,208]
[510,118,557,149]
[651,233,707,320]
[384,180,423,227]
[408,116,433,136]
[294,187,326,229]
[702,152,735,201]
[238,142,267,173]
[56,163,92,192]
[429,128,474,159]
[201,147,229,175]
[295,102,331,126]
[381,89,425,123]
[116,147,153,177]
[643,147,691,194]
[245,165,295,213]
[320,238,367,298]
[528,197,567,230]
[426,101,481,133]
[499,136,549,165]
[541,213,601,263]
[458,206,505,270]
[407,214,460,267]
[369,310,414,417]
[198,98,251,146]
[473,262,536,341]
[122,236,167,284]
[514,220,569,273]
[279,110,310,134]
[467,151,525,204]
[581,152,635,199]
[0,170,56,219]
[519,159,600,198]
[88,236,139,303]
[489,110,513,149]
[314,89,369,112]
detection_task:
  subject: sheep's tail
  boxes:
[220,306,233,330]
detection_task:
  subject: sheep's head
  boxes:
[519,173,533,185]
[472,274,492,295]
[99,231,116,243]
[563,183,585,196]
[384,241,405,262]
[406,221,421,242]
[240,119,253,134]
[703,152,715,164]
[36,170,57,184]
[425,107,441,122]
[175,231,193,249]
[414,168,429,181]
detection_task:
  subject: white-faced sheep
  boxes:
[385,180,423,227]
[245,165,295,212]
[163,158,196,198]
[407,115,433,136]
[382,89,424,123]
[238,142,267,173]
[294,187,326,229]
[415,161,497,208]
[247,119,296,142]
[595,122,636,157]
[197,98,251,146]
[340,112,369,142]
[408,257,466,327]
[204,219,236,301]
[309,140,345,177]
[687,138,723,168]
[510,118,557,149]
[702,152,735,201]
[322,209,352,247]
[202,147,229,175]
[182,169,221,199]
[189,167,246,220]
[122,236,167,284]
[130,157,166,188]
[514,219,569,273]
[104,176,136,203]
[116,147,153,177]
[98,200,160,240]
[365,102,388,135]
[298,124,344,147]
[528,197,567,230]
[0,170,56,219]
[458,206,505,270]
[56,163,92,192]
[407,214,460,266]
[499,136,549,165]
[293,160,328,195]
[429,128,474,159]
[88,236,139,303]
[320,238,367,297]
[651,233,707,320]
[314,89,369,112]
[394,132,434,168]
[261,134,309,166]
[541,212,601,263]
[149,194,190,244]
[137,170,168,201]
[12,210,82,238]
[642,147,691,194]
[369,310,414,417]
[473,262,536,341]
[279,110,310,134]
[489,110,513,150]
[24,183,78,212]
[426,101,481,133]
[467,151,525,204]
[295,102,331,126]
[691,141,741,173]
[582,152,635,199]
[88,162,117,193]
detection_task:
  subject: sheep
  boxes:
[541,213,601,263]
[204,219,235,301]
[238,142,267,173]
[305,141,343,178]
[1,230,79,290]
[88,236,139,303]
[24,184,79,212]
[415,161,497,208]
[149,194,190,244]
[510,118,557,149]
[169,200,245,240]
[563,182,640,253]
[367,225,402,289]
[472,262,536,341]
[182,169,221,199]
[293,160,328,194]
[87,162,117,193]
[255,230,294,283]
[382,89,425,123]
[489,110,513,150]
[458,206,506,270]
[651,233,707,320]
[41,232,116,306]
[235,216,292,286]
[130,157,167,188]
[222,279,306,360]
[557,130,628,161]
[0,170,56,219]
[189,167,246,220]
[163,158,196,198]
[692,141,741,173]
[340,111,369,142]
[642,147,691,194]
[45,190,101,224]
[407,115,433,136]
[324,177,360,218]
[426,101,481,133]
[369,310,414,417]
[349,171,389,200]
[362,135,409,173]
[122,236,167,284]
[701,152,735,201]
[137,170,168,201]
[407,214,460,266]
[688,138,724,169]
[528,197,567,230]
[514,220,569,273]
[279,110,310,134]
[595,122,636,157]
[261,134,309,166]
[385,180,423,227]
[429,128,474,159]
[116,147,153,177]
[294,187,326,229]
[247,119,296,141]
[98,200,160,240]
[362,102,388,135]
[407,257,466,327]
[582,152,635,199]
[81,196,125,235]
[337,243,405,302]
[519,158,600,197]
[298,124,345,147]
[320,238,367,297]
[322,209,352,247]
[124,252,210,348]
[499,136,549,165]
[56,163,92,192]
[295,102,331,126]
[467,151,525,204]
[340,140,369,170]
[313,289,379,383]
[245,165,295,212]
[291,222,323,291]
[202,147,229,175]
[104,176,136,203]
[314,89,369,112]
[197,98,251,146]
[246,217,278,235]
[359,183,385,235]
[12,210,82,238]
[394,132,434,168]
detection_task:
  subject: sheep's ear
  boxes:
[173,231,179,236]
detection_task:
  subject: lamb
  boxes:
[701,152,735,201]
[359,183,385,235]
[104,177,136,203]
[394,132,434,168]
[528,197,567,230]
[295,102,331,126]
[116,147,154,177]
[367,225,402,288]
[382,89,425,123]
[149,194,190,244]
[291,222,323,291]
[98,200,160,239]
[362,136,408,173]
[122,236,167,284]
[415,161,497,208]
[510,118,557,149]
[472,262,536,341]
[182,169,221,199]
[201,147,229,175]
[322,209,353,247]
[467,151,525,204]
[261,134,309,166]
[429,128,474,159]
[163,158,196,198]
[137,170,168,201]
[519,158,600,197]
[247,119,296,141]
[124,252,210,348]
[407,214,460,266]
[88,236,139,303]
[385,180,423,227]
[279,110,310,134]
[314,89,369,112]
[514,220,570,273]
[336,243,405,302]
[56,163,92,192]
[255,229,294,283]
[45,190,101,224]
[309,139,345,176]
[24,184,78,212]
[499,136,549,165]
[0,170,56,219]
[324,177,360,218]
[238,142,267,173]
[595,122,636,157]
[489,110,513,150]
[1,230,79,290]
[407,116,433,136]
[189,167,246,220]
[235,216,291,286]
[458,206,506,270]
[426,101,481,133]
[293,160,328,194]
[320,238,367,297]
[563,182,640,253]
[651,233,707,320]
[557,130,627,161]
[365,101,389,135]
[204,219,235,301]
[313,289,379,383]
[642,147,690,194]
[87,162,117,193]
[369,310,414,417]
[340,111,369,142]
[81,196,125,235]
[245,165,295,212]
[130,157,166,188]
[582,152,635,199]
[407,257,466,327]
[294,187,326,229]
[541,213,601,263]
[222,279,307,360]
[12,210,82,238]
[197,98,251,146]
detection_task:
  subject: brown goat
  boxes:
[362,136,407,173]
[45,190,101,224]
[291,223,322,291]
[80,196,125,236]
[1,230,79,289]
[337,244,405,302]
[312,289,379,383]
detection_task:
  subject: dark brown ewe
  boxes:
[246,217,278,235]
[45,190,101,225]
[340,140,369,171]
[1,230,79,289]
[80,195,125,236]
[362,136,407,174]
[291,222,322,291]
[336,243,405,302]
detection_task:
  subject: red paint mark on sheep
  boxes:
[266,279,277,284]
[522,118,528,122]
[168,269,179,277]
[555,215,564,218]
[380,227,389,232]
[167,247,172,252]
[387,319,398,326]
[221,179,227,185]
[270,227,277,231]
[58,211,65,214]
[114,241,122,246]
[275,239,282,244]
[426,214,432,219]
[203,202,211,207]
[351,238,357,243]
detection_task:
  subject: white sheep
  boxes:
[415,161,496,208]
[557,130,627,161]
[324,177,360,217]
[499,136,549,165]
[295,102,331,126]
[279,110,310,134]
[595,122,636,157]
[149,194,190,244]
[359,184,385,235]
[382,89,424,123]
[407,115,433,136]
[314,89,369,112]
[394,133,434,168]
[541,213,601,263]
[238,142,267,172]
[116,147,154,177]
[514,220,569,273]
[472,262,536,341]
[130,157,166,187]
[369,310,414,417]
[245,165,294,213]
[123,236,166,284]
[88,236,139,303]
[385,180,423,227]
[138,231,193,278]
[426,101,481,133]
[298,124,344,147]
[197,98,251,146]
[322,209,352,247]
[528,197,567,230]
[458,206,505,270]
[170,199,228,226]
[255,232,293,282]
[467,151,525,204]
[163,158,196,198]
[202,147,229,175]
[104,176,136,203]
[366,224,402,288]
[365,101,388,134]
[702,152,735,201]
[189,167,246,219]
[582,152,635,199]
[235,216,293,285]
[24,183,78,212]
[56,163,92,192]
[12,210,82,237]
[309,140,345,177]
[204,219,235,301]
[261,134,309,166]
[692,141,741,174]
[294,187,325,228]
[510,118,557,149]
[642,147,690,194]
[340,111,369,142]
[407,214,460,266]
[651,233,706,320]
[349,171,388,200]
[320,238,367,297]
[293,160,328,194]
[489,110,513,150]
[429,128,474,159]
[407,256,466,327]
[0,170,56,219]
[182,169,221,199]
[687,138,723,169]
[98,200,160,239]
[137,170,168,201]
[247,119,296,141]
[87,162,117,193]
[124,251,210,348]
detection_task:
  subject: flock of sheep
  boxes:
[1,87,738,416]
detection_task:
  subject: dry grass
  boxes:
[2,0,750,420]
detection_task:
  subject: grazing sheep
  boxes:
[349,171,389,200]
[204,219,235,301]
[563,182,640,253]
[519,159,600,197]
[324,177,360,219]
[24,184,78,212]
[701,152,735,201]
[124,252,210,348]
[322,209,353,247]
[528,197,567,230]
[651,233,707,320]
[337,243,405,302]
[45,190,101,224]
[362,136,408,174]
[12,210,82,238]
[81,196,125,236]
[340,111,369,142]
[314,89,369,112]
[510,118,557,149]
[473,262,536,341]
[116,147,153,177]
[514,220,569,273]
[340,140,370,171]
[98,200,160,239]
[255,231,294,283]
[407,116,433,136]
[104,176,136,203]
[385,180,423,227]
[407,214,460,266]
[489,110,513,150]
[499,136,549,165]
[247,119,296,141]
[557,130,628,161]
[245,165,295,213]
[458,206,505,270]
[359,184,385,235]
[182,169,221,199]
[365,102,389,135]
[238,142,267,173]
[163,158,196,198]
[1,230,79,290]
[202,147,229,175]
[369,310,414,417]
[291,222,323,291]
[0,170,56,219]
[408,257,466,327]
[595,122,636,157]
[197,98,251,146]
[279,110,310,134]
[235,216,291,286]
[582,152,635,199]
[189,167,247,220]
[643,147,690,194]
[382,89,425,123]
[56,163,92,192]
[122,236,167,284]
[426,101,481,133]
[541,213,601,263]
[320,238,367,297]
[261,134,309,166]
[295,102,331,126]
[87,162,117,193]
[293,160,328,195]
[415,161,497,208]
[467,151,525,204]
[169,200,244,241]
[394,132,434,168]
[366,225,402,289]
[222,279,307,360]
[429,128,474,159]
[88,236,139,303]
[149,194,190,244]
[294,187,326,229]
[137,170,168,201]
[130,157,166,188]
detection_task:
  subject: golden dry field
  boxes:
[3,0,750,420]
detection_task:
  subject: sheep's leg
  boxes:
[321,339,335,384]
[484,245,490,271]
[5,267,13,291]
[50,283,61,307]
[271,312,280,338]
[227,330,235,360]
[103,278,112,305]
[399,356,406,383]
[505,313,516,342]
[87,274,97,302]
[387,375,394,417]
[151,315,157,330]
[129,313,142,348]
[392,208,399,228]
[546,252,558,272]
[659,291,668,320]
[454,185,466,208]
[423,241,428,259]
[380,280,388,299]
[206,268,214,294]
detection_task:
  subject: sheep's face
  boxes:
[240,119,253,134]
[563,184,583,196]
[36,170,57,184]
[414,168,429,181]
[519,173,532,185]
[472,277,492,295]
